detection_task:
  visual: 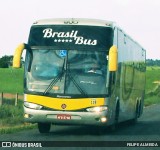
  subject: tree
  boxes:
[146,59,160,66]
[0,55,13,68]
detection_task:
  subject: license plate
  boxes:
[57,114,71,120]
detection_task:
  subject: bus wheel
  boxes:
[130,103,139,124]
[38,123,51,133]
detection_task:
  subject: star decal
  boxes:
[54,39,73,43]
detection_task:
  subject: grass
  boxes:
[0,68,24,94]
[0,99,23,128]
[145,66,160,93]
[0,99,23,120]
[145,95,160,106]
[145,66,160,106]
[0,68,35,134]
[0,99,36,134]
[0,124,37,134]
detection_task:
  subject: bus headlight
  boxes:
[86,106,108,112]
[24,102,42,110]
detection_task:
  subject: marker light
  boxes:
[24,113,33,118]
[86,106,108,112]
[100,117,107,123]
[24,113,29,118]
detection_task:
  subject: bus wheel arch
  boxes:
[115,99,120,124]
[110,98,120,131]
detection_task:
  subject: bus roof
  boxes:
[32,18,115,27]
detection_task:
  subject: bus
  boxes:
[13,18,146,133]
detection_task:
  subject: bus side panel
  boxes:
[116,29,145,122]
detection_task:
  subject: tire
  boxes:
[138,101,142,118]
[130,102,139,124]
[38,123,51,133]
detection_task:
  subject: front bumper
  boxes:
[24,106,110,126]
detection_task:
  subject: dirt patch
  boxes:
[0,93,24,100]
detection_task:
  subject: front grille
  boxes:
[41,106,87,112]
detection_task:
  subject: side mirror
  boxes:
[13,43,26,68]
[108,46,118,71]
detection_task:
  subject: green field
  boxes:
[0,68,24,94]
[145,66,160,106]
[0,68,25,133]
[145,66,160,92]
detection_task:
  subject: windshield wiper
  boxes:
[43,73,63,95]
[43,59,65,95]
[43,58,88,96]
[67,71,88,96]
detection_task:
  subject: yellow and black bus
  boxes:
[13,18,146,133]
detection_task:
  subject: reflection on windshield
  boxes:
[26,49,108,97]
[30,50,64,80]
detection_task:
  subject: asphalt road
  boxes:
[0,104,160,150]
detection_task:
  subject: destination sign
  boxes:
[43,29,97,46]
[28,25,113,50]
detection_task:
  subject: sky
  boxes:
[0,0,160,59]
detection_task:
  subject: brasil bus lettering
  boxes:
[43,28,97,45]
[43,28,78,38]
[74,37,97,45]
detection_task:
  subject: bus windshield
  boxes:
[26,49,108,97]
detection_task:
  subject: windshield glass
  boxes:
[25,49,108,97]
